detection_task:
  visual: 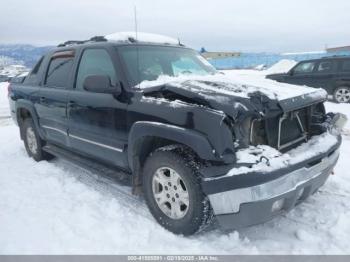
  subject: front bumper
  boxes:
[202,134,341,230]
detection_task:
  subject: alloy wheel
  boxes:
[335,87,350,103]
[152,167,190,219]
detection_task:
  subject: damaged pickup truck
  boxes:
[8,32,347,235]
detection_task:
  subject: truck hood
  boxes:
[139,74,327,120]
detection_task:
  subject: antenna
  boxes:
[134,5,141,88]
[134,5,138,41]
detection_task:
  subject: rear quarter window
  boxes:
[316,61,333,73]
[24,56,45,85]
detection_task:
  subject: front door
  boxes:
[67,48,128,168]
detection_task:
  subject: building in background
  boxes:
[199,47,240,60]
[326,45,350,53]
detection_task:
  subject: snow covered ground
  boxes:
[0,73,350,254]
[0,81,9,119]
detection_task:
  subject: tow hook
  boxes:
[260,156,270,166]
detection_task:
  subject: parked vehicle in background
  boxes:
[266,56,350,103]
[8,32,346,235]
[0,74,10,82]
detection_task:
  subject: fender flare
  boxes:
[15,99,44,139]
[128,121,217,172]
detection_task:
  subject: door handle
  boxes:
[40,97,46,103]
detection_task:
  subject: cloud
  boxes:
[0,0,349,52]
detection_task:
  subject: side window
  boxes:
[31,56,44,75]
[45,51,75,88]
[293,62,316,74]
[340,60,350,72]
[316,61,333,73]
[24,56,44,84]
[76,49,117,90]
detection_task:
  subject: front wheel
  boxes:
[142,146,213,235]
[333,86,350,103]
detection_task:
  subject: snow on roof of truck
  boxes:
[105,32,180,45]
[57,32,182,48]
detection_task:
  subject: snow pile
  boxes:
[138,72,327,101]
[254,64,266,71]
[265,59,297,74]
[105,32,179,45]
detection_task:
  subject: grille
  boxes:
[251,107,310,151]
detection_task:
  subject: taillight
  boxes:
[7,82,11,97]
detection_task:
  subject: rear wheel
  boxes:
[22,118,53,161]
[142,145,213,235]
[333,86,350,103]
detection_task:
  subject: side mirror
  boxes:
[288,69,294,76]
[83,75,121,94]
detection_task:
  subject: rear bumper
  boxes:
[203,134,341,230]
[9,98,18,125]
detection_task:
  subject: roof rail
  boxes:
[322,55,350,59]
[89,36,107,42]
[57,36,107,47]
[57,40,85,47]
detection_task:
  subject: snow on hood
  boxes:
[105,32,179,45]
[138,73,327,102]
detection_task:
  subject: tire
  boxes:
[333,86,350,103]
[142,145,213,235]
[22,118,54,161]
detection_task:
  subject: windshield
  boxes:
[118,45,216,86]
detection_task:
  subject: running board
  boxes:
[43,143,132,186]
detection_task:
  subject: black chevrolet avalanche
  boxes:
[266,56,350,103]
[8,32,347,235]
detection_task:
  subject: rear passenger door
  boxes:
[336,59,350,89]
[311,60,335,93]
[36,50,75,147]
[67,47,128,168]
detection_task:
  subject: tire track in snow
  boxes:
[49,158,152,219]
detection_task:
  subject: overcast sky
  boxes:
[0,0,349,52]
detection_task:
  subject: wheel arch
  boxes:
[128,121,216,193]
[16,100,43,140]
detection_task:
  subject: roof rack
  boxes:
[57,36,107,47]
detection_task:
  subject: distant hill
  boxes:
[0,44,53,68]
